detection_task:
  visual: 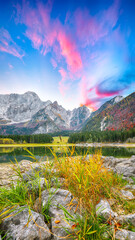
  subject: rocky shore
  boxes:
[0,155,135,239]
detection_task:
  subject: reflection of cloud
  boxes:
[0,28,24,59]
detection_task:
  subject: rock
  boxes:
[22,165,43,182]
[0,206,51,240]
[103,155,135,178]
[115,229,135,240]
[116,213,135,227]
[121,190,135,200]
[18,160,33,172]
[26,177,47,192]
[96,199,117,220]
[124,185,135,190]
[41,188,78,239]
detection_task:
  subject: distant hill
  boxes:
[83,92,135,131]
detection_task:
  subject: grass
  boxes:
[0,148,135,239]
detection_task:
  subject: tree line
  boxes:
[68,128,135,143]
[0,134,53,144]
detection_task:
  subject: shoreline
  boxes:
[75,142,135,148]
[0,142,135,148]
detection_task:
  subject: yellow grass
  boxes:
[52,151,128,213]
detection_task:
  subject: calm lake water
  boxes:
[0,146,135,164]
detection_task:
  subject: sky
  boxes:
[0,0,135,110]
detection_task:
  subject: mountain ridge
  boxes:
[83,92,135,132]
[0,91,91,134]
[0,91,134,135]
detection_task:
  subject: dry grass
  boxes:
[52,150,129,213]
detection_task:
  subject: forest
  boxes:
[68,128,135,143]
[0,134,53,144]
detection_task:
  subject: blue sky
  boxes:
[0,0,135,110]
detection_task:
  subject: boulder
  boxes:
[0,206,51,240]
[116,213,135,227]
[121,190,135,200]
[41,188,78,239]
[22,165,43,182]
[26,177,47,191]
[115,229,135,240]
[103,155,135,178]
[124,185,135,190]
[96,199,117,220]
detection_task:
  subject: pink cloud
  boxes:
[8,63,14,69]
[74,0,120,47]
[58,31,82,73]
[58,68,68,95]
[15,1,82,70]
[0,28,24,59]
[51,58,57,69]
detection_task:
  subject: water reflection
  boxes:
[0,146,134,164]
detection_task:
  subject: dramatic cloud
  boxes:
[82,72,135,109]
[14,0,134,110]
[15,0,83,95]
[0,28,24,59]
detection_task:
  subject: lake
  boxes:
[0,146,135,164]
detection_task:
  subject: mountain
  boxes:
[90,96,123,119]
[83,92,135,131]
[0,92,51,123]
[0,91,134,135]
[0,92,91,135]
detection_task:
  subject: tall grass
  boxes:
[52,150,125,213]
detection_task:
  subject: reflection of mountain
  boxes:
[0,146,134,164]
[0,147,14,153]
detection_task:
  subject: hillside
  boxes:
[83,92,135,131]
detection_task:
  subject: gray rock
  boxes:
[96,199,117,220]
[26,177,47,191]
[124,185,135,190]
[116,214,135,227]
[121,190,135,200]
[1,206,51,240]
[41,188,78,240]
[22,165,43,182]
[103,156,135,178]
[115,229,135,240]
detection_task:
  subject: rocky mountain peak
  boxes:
[111,96,123,104]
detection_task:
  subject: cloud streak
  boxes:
[0,28,24,59]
